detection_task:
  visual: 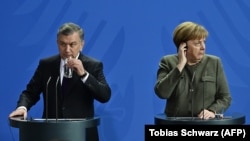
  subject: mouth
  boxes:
[64,54,73,58]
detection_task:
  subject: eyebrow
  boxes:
[59,40,77,43]
[193,39,205,42]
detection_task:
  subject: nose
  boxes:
[201,42,205,49]
[65,45,71,52]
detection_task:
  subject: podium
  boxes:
[9,116,100,141]
[155,113,245,125]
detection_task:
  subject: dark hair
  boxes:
[173,21,208,49]
[57,22,84,41]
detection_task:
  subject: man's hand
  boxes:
[9,107,27,119]
[67,58,86,76]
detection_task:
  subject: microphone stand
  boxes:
[55,76,60,122]
[46,76,51,122]
[202,80,205,120]
[190,71,195,120]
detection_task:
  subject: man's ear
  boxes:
[80,40,85,51]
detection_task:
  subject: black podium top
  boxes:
[9,117,100,141]
[9,116,100,128]
[155,113,245,125]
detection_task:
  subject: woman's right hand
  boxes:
[177,42,187,72]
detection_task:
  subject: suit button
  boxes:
[62,107,65,110]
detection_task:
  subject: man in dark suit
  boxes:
[9,22,111,141]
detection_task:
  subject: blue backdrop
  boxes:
[1,0,250,140]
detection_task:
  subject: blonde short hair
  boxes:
[173,21,208,49]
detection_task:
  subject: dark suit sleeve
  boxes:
[84,61,111,103]
[16,60,44,110]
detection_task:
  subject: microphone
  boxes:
[55,76,60,122]
[45,76,51,121]
[181,74,184,79]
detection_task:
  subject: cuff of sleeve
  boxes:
[81,71,89,83]
[17,106,27,112]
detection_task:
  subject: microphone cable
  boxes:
[8,119,16,141]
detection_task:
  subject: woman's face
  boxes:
[186,38,206,64]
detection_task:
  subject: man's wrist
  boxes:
[80,71,88,79]
[17,106,27,112]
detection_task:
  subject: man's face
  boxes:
[57,32,84,59]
